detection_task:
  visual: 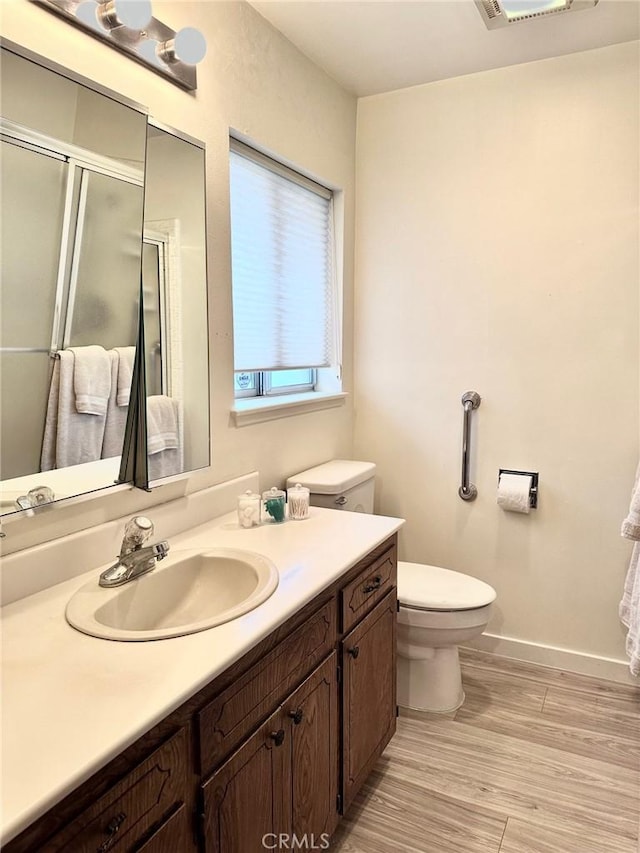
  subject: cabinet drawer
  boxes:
[41,729,188,853]
[340,545,396,633]
[134,803,193,852]
[198,600,336,776]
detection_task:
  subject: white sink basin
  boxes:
[65,548,279,641]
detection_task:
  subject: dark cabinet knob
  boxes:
[363,575,382,594]
[269,728,286,746]
[347,646,360,659]
[97,812,127,852]
[288,708,304,725]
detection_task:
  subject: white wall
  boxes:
[353,43,639,670]
[0,0,356,552]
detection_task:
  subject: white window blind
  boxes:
[229,139,335,373]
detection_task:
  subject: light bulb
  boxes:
[174,28,207,63]
[97,0,152,31]
[137,39,163,68]
[115,0,153,29]
[158,27,207,65]
[75,1,101,30]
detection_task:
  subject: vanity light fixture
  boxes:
[32,0,207,91]
[475,0,599,29]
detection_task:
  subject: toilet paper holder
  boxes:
[498,469,539,509]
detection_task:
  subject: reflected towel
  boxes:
[147,395,179,455]
[620,463,640,677]
[68,345,111,416]
[41,350,107,470]
[114,346,135,407]
[147,395,182,480]
[102,350,128,459]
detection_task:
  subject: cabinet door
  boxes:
[201,708,290,853]
[342,591,397,810]
[285,653,338,841]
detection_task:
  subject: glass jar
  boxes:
[262,487,286,524]
[237,490,261,528]
[287,483,310,520]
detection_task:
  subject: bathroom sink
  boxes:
[65,548,279,641]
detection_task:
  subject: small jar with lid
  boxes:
[262,487,286,523]
[287,483,310,520]
[237,490,261,528]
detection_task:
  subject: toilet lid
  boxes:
[398,561,496,611]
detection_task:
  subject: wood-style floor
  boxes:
[332,649,640,853]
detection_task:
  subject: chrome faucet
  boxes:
[99,516,169,588]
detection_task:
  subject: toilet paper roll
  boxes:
[497,473,532,514]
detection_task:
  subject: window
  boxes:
[229,139,338,401]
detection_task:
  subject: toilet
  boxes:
[287,460,497,713]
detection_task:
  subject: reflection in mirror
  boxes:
[0,45,147,515]
[142,123,210,482]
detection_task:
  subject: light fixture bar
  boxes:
[32,0,205,91]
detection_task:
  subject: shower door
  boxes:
[0,130,144,480]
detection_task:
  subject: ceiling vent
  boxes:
[475,0,599,29]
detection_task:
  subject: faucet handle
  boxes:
[28,485,55,505]
[120,516,154,556]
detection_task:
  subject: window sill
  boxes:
[231,391,347,427]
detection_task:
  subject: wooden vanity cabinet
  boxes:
[341,592,397,810]
[201,653,338,852]
[4,535,397,853]
[13,727,196,853]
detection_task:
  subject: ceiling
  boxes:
[249,0,640,96]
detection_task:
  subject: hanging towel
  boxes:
[114,346,135,407]
[41,355,62,471]
[68,345,111,416]
[102,350,129,459]
[620,463,640,677]
[621,464,640,540]
[41,350,108,470]
[147,395,182,480]
[620,544,640,677]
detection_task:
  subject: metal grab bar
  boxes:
[458,391,481,501]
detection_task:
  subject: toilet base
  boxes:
[397,645,465,713]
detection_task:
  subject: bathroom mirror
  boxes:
[0,43,147,515]
[0,41,211,516]
[142,122,210,483]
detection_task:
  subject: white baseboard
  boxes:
[464,632,637,686]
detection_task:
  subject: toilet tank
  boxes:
[286,460,376,513]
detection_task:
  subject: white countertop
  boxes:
[0,507,403,846]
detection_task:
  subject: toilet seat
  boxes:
[398,561,496,611]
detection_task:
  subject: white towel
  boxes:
[147,395,182,480]
[101,350,129,460]
[114,346,135,407]
[40,356,61,471]
[41,350,107,470]
[622,463,640,540]
[620,543,640,677]
[147,395,179,455]
[68,345,111,416]
[620,463,640,677]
